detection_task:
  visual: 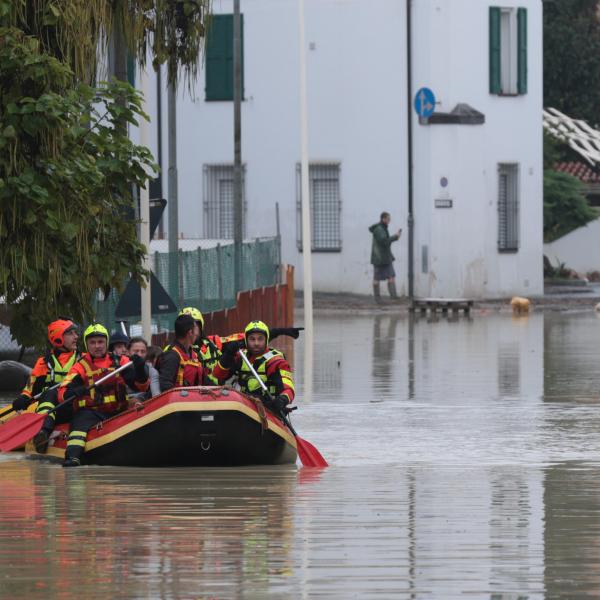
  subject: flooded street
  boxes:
[3,310,600,598]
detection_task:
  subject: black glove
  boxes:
[264,394,289,415]
[130,354,147,379]
[219,340,245,369]
[12,394,31,411]
[221,339,245,354]
[270,327,304,340]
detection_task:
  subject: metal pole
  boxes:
[139,66,152,341]
[156,66,164,238]
[406,0,415,300]
[233,0,243,294]
[168,82,179,308]
[299,0,313,402]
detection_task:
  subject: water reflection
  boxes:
[371,314,401,395]
[0,460,305,599]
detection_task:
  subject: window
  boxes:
[489,7,527,95]
[205,14,244,101]
[296,163,342,252]
[203,164,246,238]
[498,163,519,252]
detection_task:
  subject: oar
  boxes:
[0,383,62,421]
[238,350,328,468]
[0,362,132,452]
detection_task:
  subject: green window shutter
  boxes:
[517,7,528,94]
[489,7,501,94]
[205,14,244,101]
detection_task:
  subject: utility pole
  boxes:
[298,0,313,401]
[168,80,179,307]
[233,0,243,294]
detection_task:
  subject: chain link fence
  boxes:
[94,237,281,335]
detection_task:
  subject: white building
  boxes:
[140,0,543,299]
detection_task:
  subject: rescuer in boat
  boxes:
[176,307,223,384]
[212,320,295,415]
[12,319,80,413]
[12,319,81,450]
[108,331,130,357]
[158,313,207,391]
[56,323,149,467]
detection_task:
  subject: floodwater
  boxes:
[2,310,600,598]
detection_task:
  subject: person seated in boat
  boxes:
[108,331,130,357]
[13,320,81,452]
[127,336,160,399]
[212,320,295,416]
[56,323,149,467]
[157,314,208,392]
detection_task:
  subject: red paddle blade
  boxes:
[295,436,328,468]
[0,413,44,452]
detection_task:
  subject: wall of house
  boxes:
[411,0,543,299]
[544,217,600,275]
[136,0,543,299]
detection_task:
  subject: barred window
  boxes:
[203,164,246,238]
[498,163,519,252]
[296,162,342,252]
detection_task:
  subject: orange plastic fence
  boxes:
[152,265,294,346]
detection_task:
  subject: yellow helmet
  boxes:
[83,323,109,351]
[244,320,270,343]
[179,306,204,329]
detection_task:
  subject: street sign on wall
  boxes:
[414,87,436,118]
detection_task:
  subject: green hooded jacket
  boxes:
[369,222,399,266]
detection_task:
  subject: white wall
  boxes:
[139,0,543,299]
[544,217,600,275]
[412,0,543,299]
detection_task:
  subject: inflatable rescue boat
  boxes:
[24,387,298,467]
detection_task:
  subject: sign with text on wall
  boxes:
[435,198,453,208]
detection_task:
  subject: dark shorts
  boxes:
[373,264,395,281]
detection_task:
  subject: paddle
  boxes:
[0,362,132,452]
[0,383,62,421]
[238,350,328,468]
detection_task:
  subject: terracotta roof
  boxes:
[554,161,600,183]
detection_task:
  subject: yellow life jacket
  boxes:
[238,349,284,396]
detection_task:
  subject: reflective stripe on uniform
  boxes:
[67,430,88,447]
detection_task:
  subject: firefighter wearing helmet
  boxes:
[46,322,149,466]
[12,318,80,415]
[212,320,295,415]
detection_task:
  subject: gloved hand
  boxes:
[264,394,289,415]
[12,394,31,411]
[130,353,147,379]
[221,339,245,354]
[219,340,245,369]
[270,327,304,340]
[62,383,88,404]
[70,384,88,398]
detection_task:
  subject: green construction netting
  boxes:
[93,237,281,334]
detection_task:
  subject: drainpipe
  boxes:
[406,0,415,300]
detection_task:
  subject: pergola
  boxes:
[543,107,600,167]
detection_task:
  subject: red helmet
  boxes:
[47,319,77,348]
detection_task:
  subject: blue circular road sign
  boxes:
[414,87,436,118]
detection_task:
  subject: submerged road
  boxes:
[2,310,600,598]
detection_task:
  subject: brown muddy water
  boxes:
[2,310,600,599]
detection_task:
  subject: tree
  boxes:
[543,170,598,242]
[544,1,600,126]
[0,0,210,348]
